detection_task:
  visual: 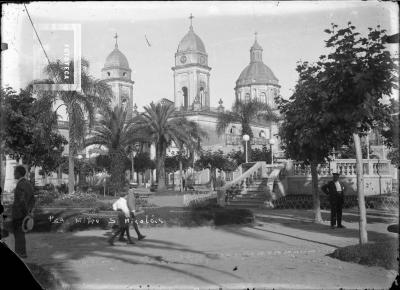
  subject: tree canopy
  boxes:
[1,87,68,175]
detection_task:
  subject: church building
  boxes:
[169,16,281,156]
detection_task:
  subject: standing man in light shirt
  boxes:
[108,191,135,245]
[322,172,346,229]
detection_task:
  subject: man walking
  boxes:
[321,172,346,229]
[12,166,35,258]
[108,192,135,246]
[124,188,145,241]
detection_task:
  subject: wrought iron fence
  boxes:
[272,194,398,210]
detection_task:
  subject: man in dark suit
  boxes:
[119,188,145,242]
[12,166,35,258]
[321,172,346,229]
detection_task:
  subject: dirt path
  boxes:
[4,209,398,290]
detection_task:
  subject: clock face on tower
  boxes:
[180,55,187,64]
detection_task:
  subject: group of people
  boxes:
[108,187,146,245]
[1,165,347,260]
[0,165,147,260]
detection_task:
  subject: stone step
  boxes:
[226,202,264,208]
[244,187,268,191]
[237,193,266,198]
[231,198,266,203]
[243,190,267,195]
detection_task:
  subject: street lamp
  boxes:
[130,143,140,183]
[243,134,250,163]
[269,138,276,165]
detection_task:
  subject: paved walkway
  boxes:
[4,208,398,290]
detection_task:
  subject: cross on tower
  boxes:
[114,32,118,48]
[254,31,258,41]
[189,13,194,28]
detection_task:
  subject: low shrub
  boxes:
[35,190,62,206]
[55,183,68,194]
[329,239,398,270]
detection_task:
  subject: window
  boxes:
[245,93,250,103]
[259,130,265,138]
[107,72,111,76]
[123,72,126,77]
[260,92,267,104]
[182,87,188,110]
[199,87,205,107]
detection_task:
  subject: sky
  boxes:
[1,1,398,112]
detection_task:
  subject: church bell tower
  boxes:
[172,15,211,111]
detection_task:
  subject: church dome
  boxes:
[236,62,278,87]
[236,36,278,88]
[104,46,130,70]
[177,26,206,54]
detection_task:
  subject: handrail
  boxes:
[217,161,264,191]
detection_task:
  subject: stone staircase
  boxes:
[217,162,283,209]
[227,178,269,208]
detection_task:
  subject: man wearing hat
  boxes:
[322,172,346,229]
[12,166,35,258]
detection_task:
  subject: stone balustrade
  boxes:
[285,159,394,196]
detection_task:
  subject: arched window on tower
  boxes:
[107,72,111,77]
[230,126,237,135]
[182,87,188,110]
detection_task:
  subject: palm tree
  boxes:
[135,102,206,191]
[85,105,146,192]
[30,59,112,193]
[216,98,279,162]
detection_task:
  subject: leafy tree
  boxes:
[381,99,399,168]
[315,23,398,244]
[195,150,236,189]
[278,61,349,223]
[31,58,112,193]
[0,87,68,181]
[85,106,145,192]
[228,147,272,166]
[134,102,206,191]
[335,144,374,159]
[216,98,279,162]
[281,23,397,242]
[134,151,155,184]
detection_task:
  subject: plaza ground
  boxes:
[4,208,398,290]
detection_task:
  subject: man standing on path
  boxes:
[12,166,35,258]
[321,172,346,229]
[120,188,145,241]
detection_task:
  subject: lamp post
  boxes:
[77,154,83,185]
[243,134,250,163]
[269,138,276,165]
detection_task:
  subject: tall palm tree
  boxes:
[135,102,206,191]
[85,105,146,192]
[30,59,112,193]
[216,98,279,162]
